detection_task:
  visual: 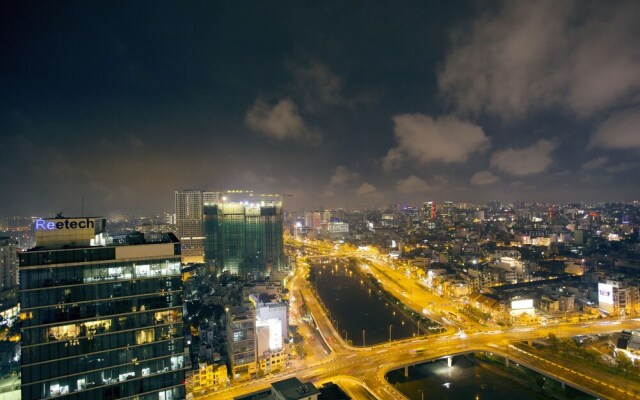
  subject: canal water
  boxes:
[309,259,434,346]
[386,355,596,400]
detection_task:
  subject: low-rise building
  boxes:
[185,362,228,396]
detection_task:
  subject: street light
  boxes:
[389,324,393,342]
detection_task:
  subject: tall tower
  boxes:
[175,190,205,263]
[0,236,18,291]
[204,191,284,276]
[19,217,185,400]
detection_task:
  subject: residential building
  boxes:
[185,362,227,395]
[226,308,257,379]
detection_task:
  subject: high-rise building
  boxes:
[19,217,185,400]
[175,190,205,262]
[226,307,257,379]
[204,191,284,276]
[0,236,18,291]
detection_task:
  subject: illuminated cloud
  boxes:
[439,0,640,118]
[470,171,499,185]
[490,139,556,176]
[396,175,430,194]
[383,114,489,169]
[245,98,320,144]
[590,106,640,150]
[356,182,378,196]
[329,165,359,186]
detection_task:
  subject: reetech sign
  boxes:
[35,218,95,230]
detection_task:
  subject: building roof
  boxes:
[271,377,320,399]
[25,231,179,252]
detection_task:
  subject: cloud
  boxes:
[128,135,144,148]
[605,162,639,174]
[383,114,489,169]
[490,139,556,176]
[329,165,359,187]
[245,98,320,144]
[590,106,640,150]
[289,61,374,111]
[470,171,499,185]
[396,175,430,194]
[581,156,609,170]
[439,0,640,118]
[356,182,378,196]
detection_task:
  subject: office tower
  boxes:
[175,190,205,262]
[0,236,18,291]
[204,191,284,276]
[226,307,257,379]
[19,217,185,400]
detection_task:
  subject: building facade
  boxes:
[204,191,284,276]
[184,362,227,395]
[19,217,186,400]
[175,190,205,262]
[226,308,257,379]
[0,236,18,291]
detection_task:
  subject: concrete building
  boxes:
[252,298,288,374]
[599,280,639,315]
[226,308,257,379]
[175,190,205,262]
[185,362,228,396]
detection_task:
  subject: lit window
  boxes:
[136,329,155,344]
[48,324,80,341]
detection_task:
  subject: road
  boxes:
[200,240,640,400]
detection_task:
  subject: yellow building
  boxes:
[185,362,228,395]
[258,349,287,373]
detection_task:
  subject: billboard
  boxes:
[598,283,615,313]
[511,299,534,310]
[510,298,535,316]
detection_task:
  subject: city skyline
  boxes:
[2,1,640,216]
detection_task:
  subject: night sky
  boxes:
[2,1,640,216]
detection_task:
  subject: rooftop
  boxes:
[271,377,320,400]
[25,231,179,252]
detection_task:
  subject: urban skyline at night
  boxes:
[2,1,640,217]
[2,3,640,399]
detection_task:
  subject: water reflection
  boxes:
[310,260,434,345]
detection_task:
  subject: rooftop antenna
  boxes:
[55,209,67,218]
[81,197,84,217]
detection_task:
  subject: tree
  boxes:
[616,351,634,372]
